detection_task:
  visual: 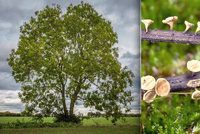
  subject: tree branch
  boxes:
[142,30,200,45]
[165,72,200,92]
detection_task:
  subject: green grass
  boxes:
[0,117,140,134]
[83,117,139,126]
[0,117,139,126]
[0,117,53,123]
[0,126,140,134]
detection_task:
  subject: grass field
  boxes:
[0,126,140,134]
[0,117,140,134]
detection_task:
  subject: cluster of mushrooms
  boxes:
[142,60,200,103]
[141,16,200,33]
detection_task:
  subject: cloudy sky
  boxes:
[0,0,140,113]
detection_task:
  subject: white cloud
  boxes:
[0,21,12,29]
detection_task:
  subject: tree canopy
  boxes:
[8,2,134,123]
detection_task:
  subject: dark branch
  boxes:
[142,30,200,45]
[166,72,200,92]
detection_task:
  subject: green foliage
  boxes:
[141,95,200,134]
[8,2,134,123]
[54,114,81,124]
[142,0,200,133]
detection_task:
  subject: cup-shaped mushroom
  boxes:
[187,60,200,72]
[187,79,200,88]
[195,21,200,34]
[184,21,194,33]
[191,89,200,100]
[143,90,157,103]
[141,19,154,33]
[162,16,178,30]
[155,78,170,97]
[141,75,156,90]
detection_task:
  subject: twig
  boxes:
[142,30,200,45]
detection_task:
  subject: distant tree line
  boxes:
[0,111,21,117]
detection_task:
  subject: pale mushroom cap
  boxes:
[191,89,200,100]
[162,16,178,23]
[184,21,194,27]
[197,21,200,27]
[187,60,200,72]
[162,16,178,30]
[155,78,170,97]
[141,19,154,24]
[141,19,154,32]
[141,75,156,90]
[184,21,194,33]
[143,90,157,103]
[195,21,200,33]
[187,79,200,88]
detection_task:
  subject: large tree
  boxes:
[8,2,134,122]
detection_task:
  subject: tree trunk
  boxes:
[69,78,83,116]
[69,98,76,116]
[61,84,68,116]
[69,87,81,116]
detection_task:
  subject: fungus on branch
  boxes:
[141,75,156,90]
[162,16,178,30]
[155,78,170,96]
[187,79,200,88]
[191,89,200,100]
[141,19,154,33]
[187,60,200,72]
[143,90,157,103]
[195,21,200,34]
[184,21,194,33]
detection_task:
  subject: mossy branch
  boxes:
[142,30,200,45]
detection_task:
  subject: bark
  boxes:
[69,88,81,116]
[141,30,200,45]
[61,84,68,116]
[165,72,200,92]
[69,78,83,116]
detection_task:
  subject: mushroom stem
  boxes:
[183,21,194,33]
[141,19,154,33]
[195,21,200,34]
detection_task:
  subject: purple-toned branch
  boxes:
[142,30,200,45]
[166,72,200,92]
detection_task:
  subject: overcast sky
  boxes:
[0,0,140,113]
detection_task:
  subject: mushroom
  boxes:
[162,16,178,30]
[187,60,200,72]
[143,90,157,103]
[155,78,170,97]
[187,79,200,88]
[141,75,156,90]
[141,19,154,33]
[195,21,200,34]
[183,21,194,33]
[191,89,200,100]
